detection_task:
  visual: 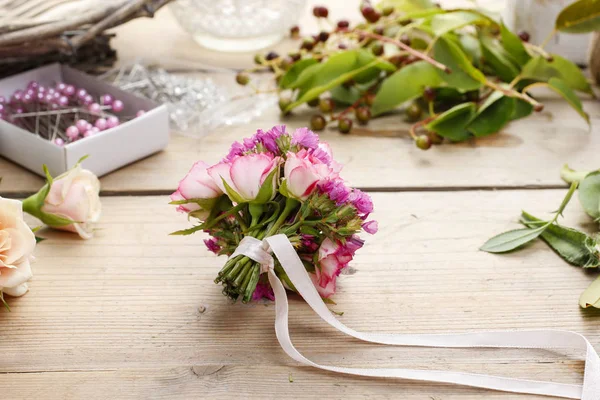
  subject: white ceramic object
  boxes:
[502,0,593,64]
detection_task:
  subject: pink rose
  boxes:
[208,153,279,203]
[23,163,101,240]
[284,150,339,200]
[0,197,36,297]
[171,161,223,214]
[311,237,364,298]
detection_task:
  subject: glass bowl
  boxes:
[170,0,307,52]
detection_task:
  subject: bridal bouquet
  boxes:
[170,125,377,302]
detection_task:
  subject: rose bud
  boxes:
[310,237,363,298]
[0,197,36,298]
[170,161,224,220]
[208,153,280,204]
[282,149,339,201]
[22,160,101,240]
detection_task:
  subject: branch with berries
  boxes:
[235,0,594,150]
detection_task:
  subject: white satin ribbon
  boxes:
[231,235,600,399]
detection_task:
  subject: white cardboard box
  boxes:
[0,63,169,178]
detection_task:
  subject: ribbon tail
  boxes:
[263,234,599,400]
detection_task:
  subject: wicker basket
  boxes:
[0,0,173,78]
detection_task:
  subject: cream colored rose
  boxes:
[24,163,101,240]
[0,197,35,297]
[42,165,101,239]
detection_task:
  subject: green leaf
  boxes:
[431,11,487,36]
[555,0,600,33]
[480,226,546,253]
[426,102,476,142]
[520,55,593,95]
[330,85,362,105]
[371,61,443,116]
[0,291,10,312]
[467,91,515,137]
[580,276,600,308]
[521,211,600,268]
[279,58,318,89]
[252,168,278,204]
[221,178,246,204]
[500,22,531,66]
[289,62,322,90]
[169,225,205,236]
[35,236,45,243]
[524,78,590,125]
[510,98,533,121]
[377,0,436,12]
[353,50,395,83]
[433,35,485,91]
[561,164,591,184]
[458,34,482,67]
[578,171,600,219]
[480,36,520,82]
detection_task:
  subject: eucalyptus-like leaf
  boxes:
[431,11,487,36]
[578,171,600,219]
[560,164,591,184]
[580,276,600,308]
[523,78,590,125]
[458,34,483,67]
[520,55,593,95]
[330,85,362,105]
[510,98,533,121]
[521,211,600,268]
[279,58,318,89]
[480,36,520,82]
[467,90,515,137]
[480,226,546,253]
[500,22,531,66]
[433,35,485,91]
[555,0,600,33]
[289,62,322,90]
[426,102,476,141]
[371,61,443,116]
[169,225,205,236]
[377,0,436,13]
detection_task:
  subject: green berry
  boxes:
[254,54,264,65]
[278,98,292,114]
[310,114,327,131]
[235,72,250,85]
[301,37,315,50]
[371,42,384,56]
[319,98,335,113]
[307,98,320,108]
[382,6,394,16]
[365,94,375,106]
[338,118,353,134]
[355,106,371,125]
[406,103,422,121]
[415,134,432,150]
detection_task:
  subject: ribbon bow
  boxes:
[231,234,600,399]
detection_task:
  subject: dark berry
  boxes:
[533,103,544,112]
[399,18,413,26]
[254,54,264,65]
[389,54,408,67]
[319,98,335,113]
[415,134,432,150]
[382,6,394,16]
[361,6,381,23]
[301,38,315,50]
[313,6,329,18]
[466,90,479,102]
[337,20,350,29]
[423,87,436,102]
[342,79,355,88]
[338,118,353,134]
[338,43,348,49]
[373,26,384,35]
[406,103,422,121]
[280,57,295,70]
[307,98,320,108]
[265,51,279,61]
[518,31,530,42]
[310,114,327,131]
[400,34,411,47]
[289,52,301,62]
[365,93,375,106]
[290,25,300,39]
[371,42,384,56]
[404,55,419,65]
[355,106,371,124]
[235,72,250,85]
[318,31,330,42]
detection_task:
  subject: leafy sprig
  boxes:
[237,0,597,150]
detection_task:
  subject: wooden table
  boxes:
[1,2,600,399]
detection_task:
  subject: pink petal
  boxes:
[230,154,273,200]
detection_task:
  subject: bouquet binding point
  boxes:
[170,125,377,303]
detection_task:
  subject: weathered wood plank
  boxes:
[1,191,598,398]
